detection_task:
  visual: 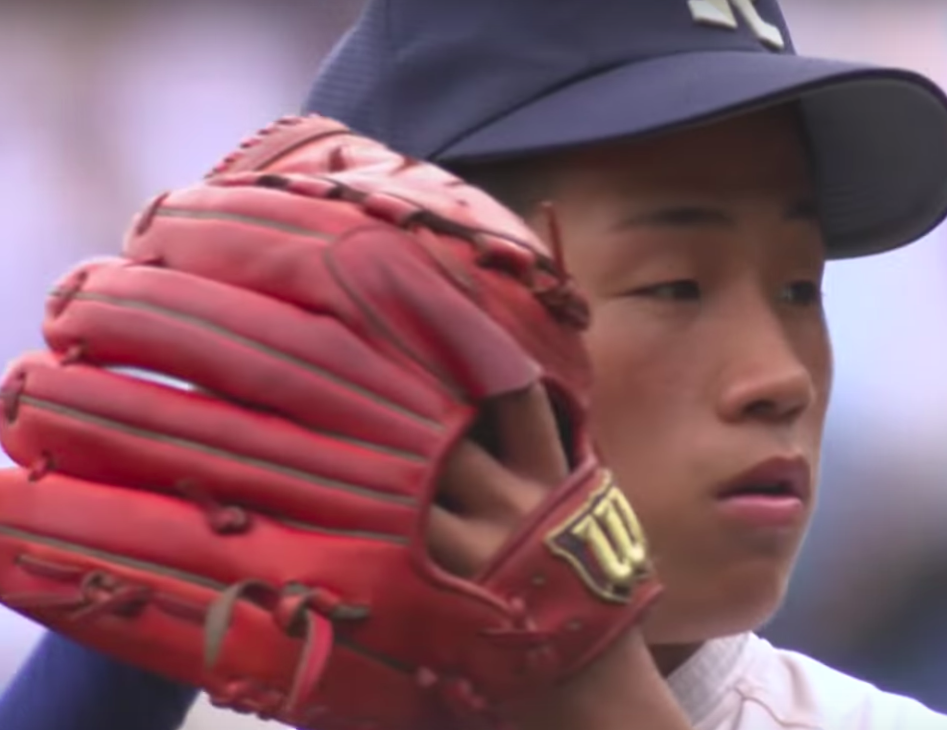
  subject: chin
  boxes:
[639,564,794,646]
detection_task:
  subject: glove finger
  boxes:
[0,353,419,538]
[0,467,508,727]
[43,260,453,453]
[0,469,404,591]
[125,181,372,315]
[127,182,549,403]
[0,468,437,727]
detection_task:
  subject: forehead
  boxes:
[552,104,813,196]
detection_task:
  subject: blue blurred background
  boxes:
[0,1,945,726]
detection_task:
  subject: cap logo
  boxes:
[688,0,785,50]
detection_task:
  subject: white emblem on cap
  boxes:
[688,0,785,50]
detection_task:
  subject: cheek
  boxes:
[787,307,833,397]
[582,303,706,469]
[798,320,834,445]
[813,322,834,401]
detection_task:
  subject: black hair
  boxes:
[444,155,558,218]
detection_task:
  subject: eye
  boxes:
[780,280,823,306]
[633,280,701,301]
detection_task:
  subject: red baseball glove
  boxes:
[0,115,661,730]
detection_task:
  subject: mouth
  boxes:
[716,456,811,503]
[719,481,798,499]
[716,457,812,528]
[713,456,811,529]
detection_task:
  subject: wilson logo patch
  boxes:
[546,473,650,603]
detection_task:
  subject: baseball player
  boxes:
[2,1,947,729]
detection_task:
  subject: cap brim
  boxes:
[436,51,947,259]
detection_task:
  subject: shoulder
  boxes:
[730,634,947,730]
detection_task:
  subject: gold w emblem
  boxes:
[546,473,650,603]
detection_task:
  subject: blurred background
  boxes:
[0,0,945,726]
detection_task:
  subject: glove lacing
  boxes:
[204,579,365,720]
[4,550,361,722]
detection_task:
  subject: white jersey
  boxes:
[670,632,947,729]
[180,631,945,730]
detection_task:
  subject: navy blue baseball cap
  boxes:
[304,0,947,259]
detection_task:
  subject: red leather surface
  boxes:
[0,115,660,730]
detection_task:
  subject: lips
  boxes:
[716,456,812,503]
[713,457,811,529]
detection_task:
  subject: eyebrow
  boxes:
[617,198,820,230]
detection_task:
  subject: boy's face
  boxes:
[532,106,832,647]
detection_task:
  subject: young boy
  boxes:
[3,0,947,728]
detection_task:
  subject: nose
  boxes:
[715,317,816,426]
